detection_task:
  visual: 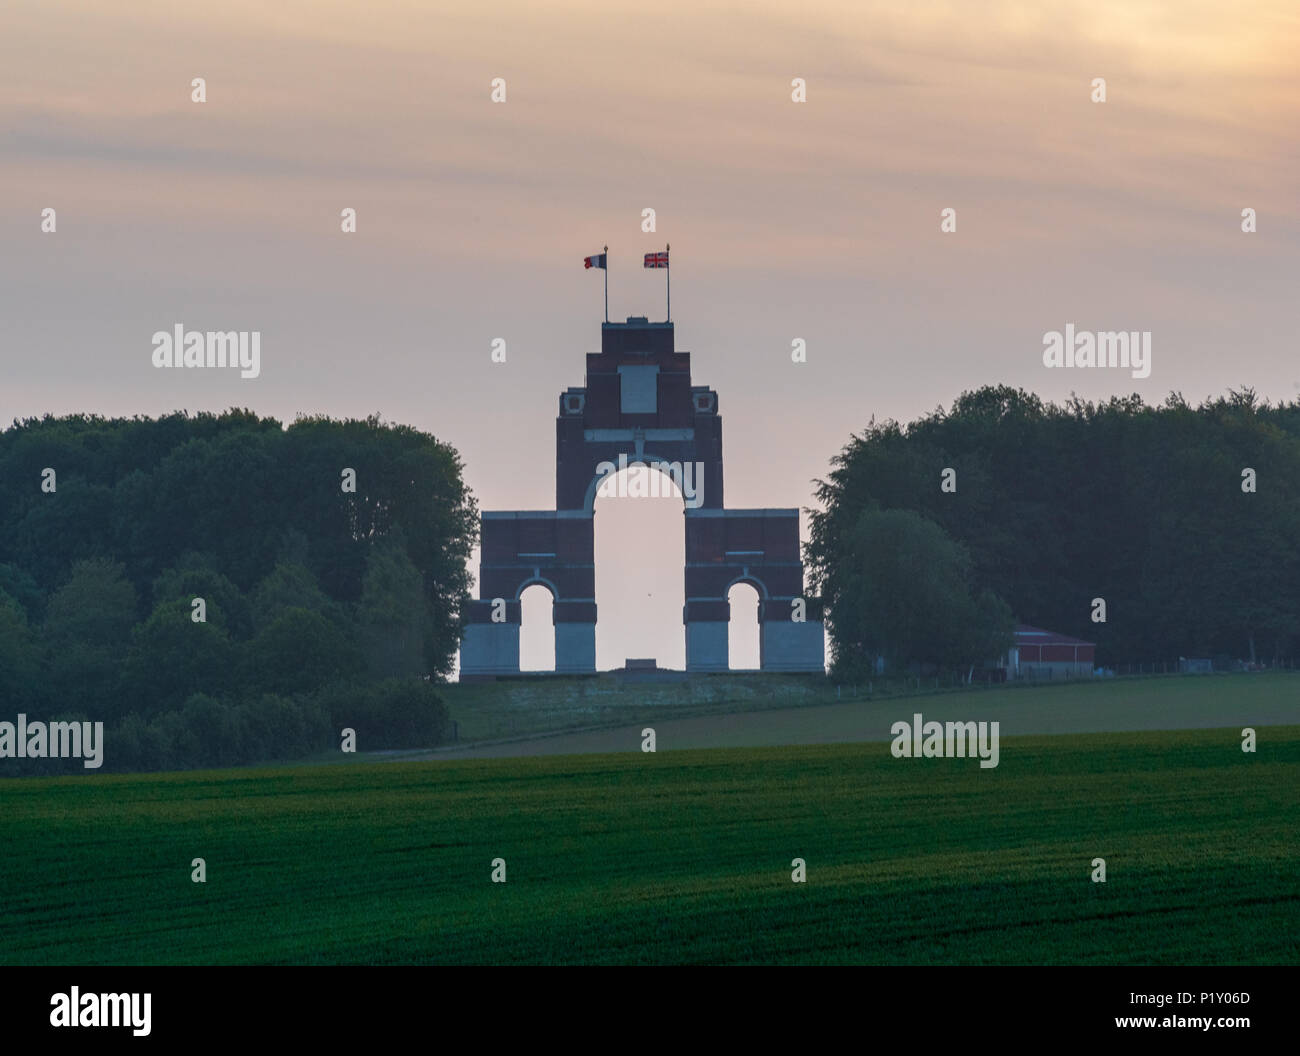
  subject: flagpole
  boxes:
[665,242,671,322]
[603,244,609,323]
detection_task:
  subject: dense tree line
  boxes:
[808,386,1300,679]
[0,410,477,773]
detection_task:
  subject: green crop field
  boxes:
[3,723,1297,965]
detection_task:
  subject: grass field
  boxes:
[441,670,837,741]
[3,725,1297,965]
[429,671,1300,759]
[438,670,1298,747]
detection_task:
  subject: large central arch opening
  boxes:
[593,462,685,670]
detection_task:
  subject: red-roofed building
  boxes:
[1003,624,1096,680]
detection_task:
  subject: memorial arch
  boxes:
[459,316,825,677]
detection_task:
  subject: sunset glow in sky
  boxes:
[4,0,1297,670]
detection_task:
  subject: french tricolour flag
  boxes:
[584,253,607,269]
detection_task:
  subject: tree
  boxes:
[125,599,239,717]
[357,533,429,679]
[242,608,360,695]
[43,559,138,722]
[0,562,43,622]
[250,561,339,631]
[150,554,252,639]
[0,590,42,707]
[810,386,1300,667]
[0,409,478,770]
[817,508,1013,680]
[45,558,139,644]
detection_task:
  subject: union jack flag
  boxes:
[643,251,669,268]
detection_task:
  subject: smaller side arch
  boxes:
[726,580,762,671]
[513,574,560,602]
[519,582,556,672]
[724,572,769,600]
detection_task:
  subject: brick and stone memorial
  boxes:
[459,316,825,677]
